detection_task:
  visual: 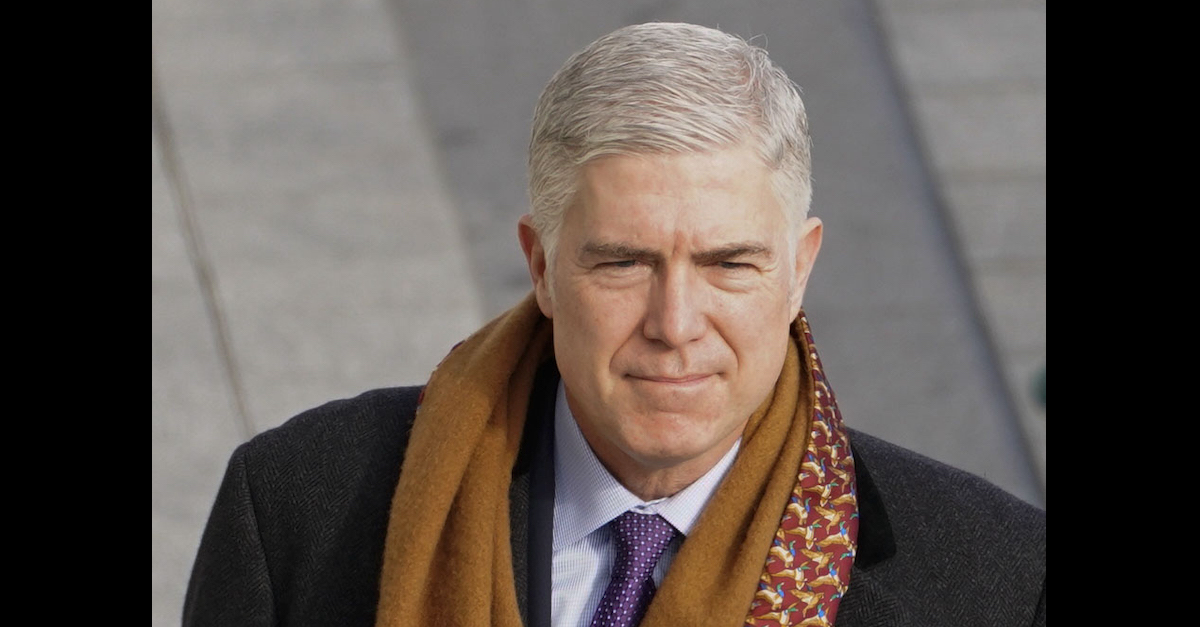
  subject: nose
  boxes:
[643,265,708,347]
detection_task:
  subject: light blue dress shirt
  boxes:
[551,381,741,626]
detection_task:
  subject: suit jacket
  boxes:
[183,366,1046,626]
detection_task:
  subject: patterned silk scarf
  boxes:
[744,318,859,626]
[374,294,858,626]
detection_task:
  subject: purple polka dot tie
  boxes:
[589,511,679,627]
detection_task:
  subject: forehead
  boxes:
[568,147,786,245]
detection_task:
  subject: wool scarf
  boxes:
[374,293,857,626]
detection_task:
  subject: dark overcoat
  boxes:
[184,368,1046,626]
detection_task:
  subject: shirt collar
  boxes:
[552,380,741,551]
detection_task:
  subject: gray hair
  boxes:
[527,22,813,267]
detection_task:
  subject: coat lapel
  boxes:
[511,361,558,627]
[832,434,911,626]
[509,469,530,624]
[834,567,913,627]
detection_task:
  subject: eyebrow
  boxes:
[580,241,773,264]
[580,242,659,261]
[692,243,773,265]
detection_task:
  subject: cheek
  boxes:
[564,282,646,334]
[553,286,640,373]
[719,299,793,359]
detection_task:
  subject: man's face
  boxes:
[519,146,822,488]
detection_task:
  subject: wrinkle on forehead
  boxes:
[573,151,790,264]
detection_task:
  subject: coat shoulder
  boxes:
[186,386,424,627]
[844,428,1045,626]
[849,428,1045,535]
[244,386,423,463]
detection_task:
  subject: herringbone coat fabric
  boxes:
[183,378,1045,626]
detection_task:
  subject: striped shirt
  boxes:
[551,381,741,626]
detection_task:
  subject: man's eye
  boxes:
[606,260,638,268]
[718,261,751,270]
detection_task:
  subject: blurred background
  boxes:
[152,0,1044,624]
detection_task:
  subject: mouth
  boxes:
[628,373,714,385]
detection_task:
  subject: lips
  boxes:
[628,373,714,384]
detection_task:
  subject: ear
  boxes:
[789,216,823,319]
[518,214,554,319]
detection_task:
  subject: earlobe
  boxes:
[789,217,824,317]
[517,214,554,319]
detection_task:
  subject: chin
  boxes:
[621,415,733,467]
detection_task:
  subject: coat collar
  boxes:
[509,360,558,627]
[833,433,911,626]
[846,432,896,570]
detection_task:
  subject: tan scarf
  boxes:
[375,293,857,626]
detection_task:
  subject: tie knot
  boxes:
[608,511,678,581]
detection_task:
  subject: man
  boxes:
[184,22,1045,627]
